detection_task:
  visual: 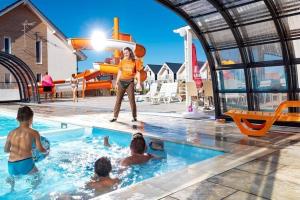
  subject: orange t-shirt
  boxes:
[118,59,142,80]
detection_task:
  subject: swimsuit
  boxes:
[8,157,35,175]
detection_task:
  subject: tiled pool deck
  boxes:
[1,97,299,200]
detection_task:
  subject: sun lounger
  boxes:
[225,101,300,136]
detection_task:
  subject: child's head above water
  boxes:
[130,132,146,154]
[94,157,112,177]
[17,106,33,123]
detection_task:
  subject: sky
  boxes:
[0,0,206,72]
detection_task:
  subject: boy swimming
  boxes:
[86,157,119,192]
[120,132,154,166]
[4,106,47,176]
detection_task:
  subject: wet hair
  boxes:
[130,132,146,154]
[17,106,34,122]
[94,157,112,177]
[122,47,135,61]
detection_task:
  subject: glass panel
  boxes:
[239,21,278,44]
[220,93,248,112]
[249,43,283,62]
[221,0,256,8]
[193,12,228,32]
[229,1,270,25]
[281,15,300,39]
[204,29,237,49]
[254,93,288,111]
[169,0,188,4]
[292,39,300,58]
[213,48,242,66]
[180,1,216,16]
[251,66,287,91]
[217,69,246,91]
[297,65,300,88]
[272,0,300,16]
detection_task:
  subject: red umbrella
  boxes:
[192,43,202,88]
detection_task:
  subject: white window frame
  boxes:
[3,36,11,54]
[36,40,42,64]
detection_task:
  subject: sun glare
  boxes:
[91,30,107,51]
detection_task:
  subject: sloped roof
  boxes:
[0,0,86,60]
[165,62,182,73]
[146,64,161,74]
[197,61,205,68]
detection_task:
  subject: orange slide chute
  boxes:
[93,63,147,81]
[69,38,146,58]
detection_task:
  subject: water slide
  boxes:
[68,38,147,82]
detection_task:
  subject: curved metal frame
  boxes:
[2,52,40,101]
[0,52,40,103]
[157,0,300,120]
[263,0,297,107]
[207,0,253,112]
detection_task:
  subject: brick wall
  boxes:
[0,4,48,84]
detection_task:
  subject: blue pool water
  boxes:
[0,114,60,137]
[0,123,224,199]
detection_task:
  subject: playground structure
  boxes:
[37,17,147,98]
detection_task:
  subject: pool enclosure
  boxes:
[157,0,300,120]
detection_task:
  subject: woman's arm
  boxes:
[135,71,142,91]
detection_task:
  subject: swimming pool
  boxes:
[0,114,62,137]
[0,123,224,199]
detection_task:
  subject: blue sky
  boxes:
[0,0,206,71]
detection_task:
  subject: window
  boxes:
[5,73,11,84]
[36,40,42,64]
[36,73,42,82]
[4,37,11,54]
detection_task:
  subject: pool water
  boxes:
[0,115,60,137]
[0,126,224,199]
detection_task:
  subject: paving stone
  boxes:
[223,191,267,200]
[169,181,236,200]
[160,196,179,200]
[208,169,300,200]
[235,159,285,175]
[270,165,300,185]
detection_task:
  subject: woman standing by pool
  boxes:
[71,73,79,102]
[110,47,142,122]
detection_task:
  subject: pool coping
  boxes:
[0,108,284,199]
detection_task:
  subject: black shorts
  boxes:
[43,86,52,92]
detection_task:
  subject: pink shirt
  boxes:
[42,75,54,86]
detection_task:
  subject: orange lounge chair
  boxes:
[225,101,300,136]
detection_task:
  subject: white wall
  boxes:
[47,28,77,80]
[0,89,20,101]
[158,65,174,82]
[145,66,156,83]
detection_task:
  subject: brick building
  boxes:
[0,0,86,88]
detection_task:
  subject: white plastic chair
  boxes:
[150,83,168,104]
[163,82,181,103]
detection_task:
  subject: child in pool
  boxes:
[120,132,154,166]
[4,106,47,176]
[86,157,119,192]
